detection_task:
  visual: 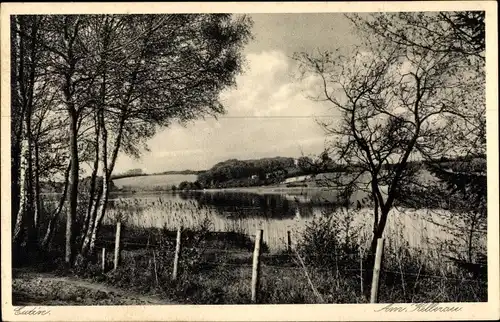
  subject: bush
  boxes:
[181,216,213,273]
[296,208,360,270]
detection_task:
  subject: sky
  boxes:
[113,13,362,174]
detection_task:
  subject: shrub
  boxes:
[296,208,360,270]
[181,216,213,273]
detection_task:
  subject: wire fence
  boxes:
[94,223,487,304]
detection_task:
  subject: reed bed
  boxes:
[104,195,486,272]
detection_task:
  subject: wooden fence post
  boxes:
[172,226,182,281]
[113,221,122,271]
[287,231,292,252]
[153,249,159,287]
[101,248,106,272]
[359,247,364,296]
[251,229,263,303]
[370,238,385,303]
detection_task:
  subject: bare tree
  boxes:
[348,12,485,61]
[350,12,487,266]
[294,13,482,255]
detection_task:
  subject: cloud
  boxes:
[114,50,336,173]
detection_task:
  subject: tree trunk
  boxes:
[12,16,28,247]
[41,162,71,249]
[370,208,389,255]
[23,136,35,250]
[66,110,79,264]
[89,184,109,257]
[33,142,41,233]
[81,111,100,250]
[10,16,22,231]
[24,17,40,250]
[88,109,108,257]
[80,185,101,256]
[11,141,22,232]
[86,25,113,258]
[83,156,98,234]
[88,118,125,256]
[13,138,29,246]
[14,53,36,249]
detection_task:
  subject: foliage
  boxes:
[296,209,361,269]
[399,157,487,263]
[180,216,214,274]
[11,13,254,263]
[178,181,202,191]
[197,157,296,188]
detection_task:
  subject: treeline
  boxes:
[197,157,296,188]
[159,170,203,175]
[111,168,146,180]
[11,14,253,266]
[111,169,203,180]
[174,154,487,191]
[179,154,343,190]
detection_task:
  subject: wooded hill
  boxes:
[188,155,486,189]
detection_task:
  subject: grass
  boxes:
[70,222,486,304]
[113,174,198,191]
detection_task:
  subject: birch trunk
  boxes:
[66,110,79,264]
[41,162,71,249]
[33,142,41,232]
[88,109,108,257]
[24,17,39,248]
[13,138,29,246]
[80,111,100,255]
[88,118,124,256]
[11,17,22,229]
[87,20,112,258]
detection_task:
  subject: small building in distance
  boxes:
[283,175,313,184]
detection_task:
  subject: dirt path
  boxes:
[12,269,172,306]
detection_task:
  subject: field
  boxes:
[113,174,197,190]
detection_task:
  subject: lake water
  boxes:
[104,189,477,258]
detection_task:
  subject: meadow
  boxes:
[113,174,198,191]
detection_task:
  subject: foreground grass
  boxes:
[68,225,488,304]
[73,250,486,304]
[13,223,487,305]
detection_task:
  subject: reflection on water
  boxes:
[104,189,479,256]
[177,191,325,220]
[108,189,369,222]
[107,190,347,250]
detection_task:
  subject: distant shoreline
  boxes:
[200,186,335,195]
[41,186,335,197]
